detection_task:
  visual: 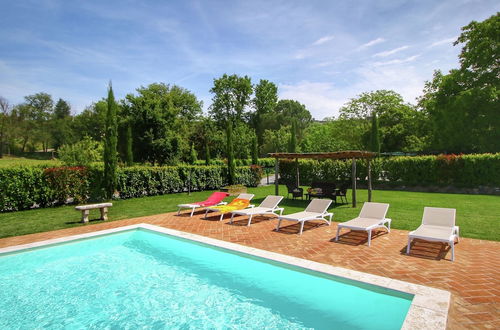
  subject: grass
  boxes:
[0,156,60,168]
[0,185,498,241]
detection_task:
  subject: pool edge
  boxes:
[0,223,450,329]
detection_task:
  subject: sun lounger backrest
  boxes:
[237,193,255,201]
[422,207,456,227]
[259,195,283,209]
[305,199,332,213]
[359,202,389,219]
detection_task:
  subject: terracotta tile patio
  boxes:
[1,210,498,329]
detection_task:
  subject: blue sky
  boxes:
[1,0,498,119]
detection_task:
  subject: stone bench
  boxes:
[75,203,113,223]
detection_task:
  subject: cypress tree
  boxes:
[125,122,133,166]
[251,135,259,165]
[288,120,297,153]
[226,121,236,185]
[205,140,211,165]
[370,113,381,153]
[189,143,198,164]
[103,82,118,199]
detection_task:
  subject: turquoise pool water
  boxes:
[0,229,412,329]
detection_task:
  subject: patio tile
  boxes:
[0,210,498,329]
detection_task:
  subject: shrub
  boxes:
[44,166,90,205]
[59,136,102,167]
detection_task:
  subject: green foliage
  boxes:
[44,166,90,205]
[261,126,290,154]
[189,143,198,164]
[288,120,297,153]
[209,74,253,125]
[261,100,312,141]
[124,122,133,166]
[279,153,500,188]
[369,114,380,153]
[204,140,211,165]
[226,121,236,185]
[103,83,118,199]
[251,135,259,165]
[59,136,103,166]
[300,119,365,152]
[252,79,278,146]
[53,98,71,119]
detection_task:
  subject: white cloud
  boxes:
[429,37,456,47]
[312,34,335,46]
[373,54,420,66]
[373,45,409,57]
[359,37,386,48]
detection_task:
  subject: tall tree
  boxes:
[209,74,253,126]
[226,121,236,185]
[103,83,118,199]
[205,140,211,165]
[252,79,278,146]
[288,120,297,153]
[369,114,380,153]
[52,98,72,150]
[261,99,312,141]
[54,98,71,119]
[189,143,197,164]
[420,13,499,152]
[251,135,259,165]
[24,92,54,152]
[124,122,133,166]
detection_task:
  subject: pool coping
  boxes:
[0,223,450,329]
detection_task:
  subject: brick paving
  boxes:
[1,210,498,329]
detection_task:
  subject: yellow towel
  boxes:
[212,198,250,214]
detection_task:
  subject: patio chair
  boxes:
[203,193,255,221]
[406,207,459,261]
[335,202,391,246]
[177,191,229,217]
[230,195,284,226]
[286,183,303,199]
[275,199,333,235]
[332,182,349,204]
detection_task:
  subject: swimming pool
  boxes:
[0,224,449,329]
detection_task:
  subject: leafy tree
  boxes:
[205,140,211,165]
[369,114,380,153]
[54,98,71,119]
[24,92,54,152]
[59,136,103,166]
[226,121,236,185]
[339,90,427,152]
[72,101,107,142]
[232,122,255,159]
[251,135,258,165]
[209,74,253,126]
[103,83,118,199]
[51,99,72,151]
[122,83,202,164]
[300,119,365,152]
[261,126,291,155]
[420,13,499,152]
[261,99,312,141]
[288,120,297,153]
[252,79,278,146]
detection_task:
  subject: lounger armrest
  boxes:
[249,204,255,208]
[273,207,284,215]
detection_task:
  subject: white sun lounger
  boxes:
[276,199,333,235]
[335,202,391,246]
[406,207,459,261]
[230,195,284,226]
[203,193,255,221]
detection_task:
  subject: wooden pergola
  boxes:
[269,151,377,208]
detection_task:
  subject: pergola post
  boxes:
[275,157,279,195]
[295,158,300,187]
[352,158,357,208]
[367,159,372,202]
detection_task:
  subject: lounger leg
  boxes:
[247,215,253,226]
[387,219,391,232]
[335,227,341,241]
[299,221,305,235]
[204,209,209,219]
[220,213,224,221]
[367,230,372,247]
[190,207,195,217]
[450,241,455,261]
[177,207,181,216]
[276,219,282,231]
[406,237,412,255]
[230,213,235,224]
[82,210,89,223]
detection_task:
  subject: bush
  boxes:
[59,136,103,167]
[0,164,262,212]
[279,153,500,187]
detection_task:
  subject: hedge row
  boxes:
[193,157,275,167]
[279,153,500,187]
[0,165,262,212]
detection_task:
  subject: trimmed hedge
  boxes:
[194,157,275,167]
[279,153,500,188]
[0,165,262,212]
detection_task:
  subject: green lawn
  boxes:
[0,156,60,168]
[0,185,498,241]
